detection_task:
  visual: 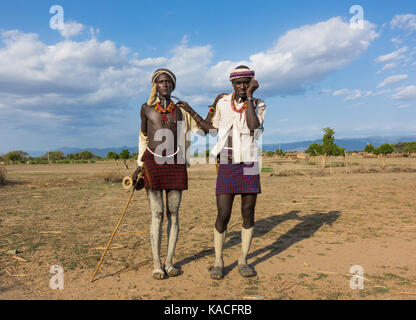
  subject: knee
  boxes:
[215,211,230,233]
[242,217,254,229]
[152,208,164,222]
[215,221,227,234]
[167,211,179,225]
[241,207,255,229]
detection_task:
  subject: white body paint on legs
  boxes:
[213,228,227,268]
[147,190,164,276]
[146,189,182,277]
[165,190,182,272]
[238,226,253,265]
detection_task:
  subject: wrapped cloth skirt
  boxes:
[215,149,261,195]
[141,148,188,191]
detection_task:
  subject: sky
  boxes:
[0,0,415,154]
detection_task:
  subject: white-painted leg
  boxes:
[165,190,182,276]
[147,189,165,279]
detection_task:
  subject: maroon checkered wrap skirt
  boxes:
[141,149,188,191]
[215,150,261,195]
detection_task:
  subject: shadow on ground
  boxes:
[175,210,341,275]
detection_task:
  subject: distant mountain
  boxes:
[263,135,416,152]
[22,135,416,157]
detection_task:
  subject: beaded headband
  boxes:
[229,68,255,81]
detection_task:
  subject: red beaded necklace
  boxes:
[154,101,176,123]
[231,92,247,119]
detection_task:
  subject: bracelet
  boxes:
[208,105,216,114]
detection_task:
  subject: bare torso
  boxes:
[140,101,183,152]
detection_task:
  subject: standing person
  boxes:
[133,68,200,280]
[178,66,266,280]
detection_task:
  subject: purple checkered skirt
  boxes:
[215,150,261,195]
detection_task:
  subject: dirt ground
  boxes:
[1,156,416,300]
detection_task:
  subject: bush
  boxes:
[374,143,394,155]
[364,144,375,153]
[6,150,28,163]
[97,171,124,183]
[107,152,119,160]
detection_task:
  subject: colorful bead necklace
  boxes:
[155,101,176,123]
[231,92,247,119]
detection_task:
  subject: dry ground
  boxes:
[1,156,416,300]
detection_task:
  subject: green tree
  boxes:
[266,150,274,157]
[373,143,394,168]
[43,151,64,161]
[107,152,119,160]
[119,149,130,169]
[79,150,94,160]
[403,142,416,157]
[306,143,324,156]
[275,149,285,156]
[306,128,344,168]
[6,150,28,163]
[364,144,375,153]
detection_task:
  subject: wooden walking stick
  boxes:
[90,168,144,283]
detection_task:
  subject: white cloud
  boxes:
[381,62,398,71]
[373,89,392,96]
[378,74,408,88]
[390,14,416,31]
[391,37,403,46]
[330,88,373,100]
[396,103,409,109]
[243,17,378,96]
[332,89,348,96]
[59,20,84,38]
[392,85,416,101]
[0,16,379,111]
[0,16,380,151]
[319,89,333,95]
[345,90,372,101]
[375,47,408,63]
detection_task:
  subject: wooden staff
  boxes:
[90,168,144,283]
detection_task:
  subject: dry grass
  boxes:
[1,158,416,300]
[95,170,125,183]
[0,165,6,185]
[351,165,416,174]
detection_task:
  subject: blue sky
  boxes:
[0,0,415,154]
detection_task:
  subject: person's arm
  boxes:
[245,79,261,130]
[177,101,216,135]
[205,93,227,123]
[134,104,148,181]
